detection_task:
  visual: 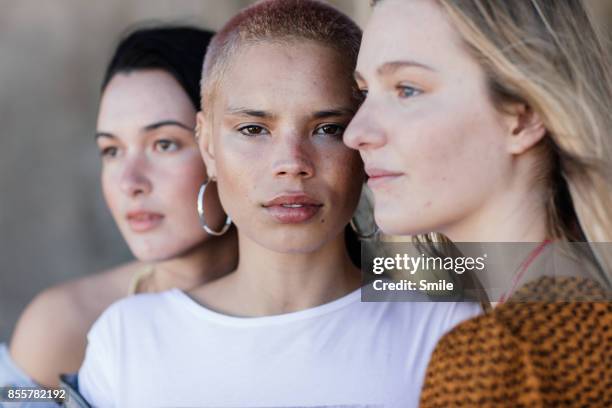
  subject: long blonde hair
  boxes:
[369,0,612,292]
[410,0,612,288]
[369,0,611,290]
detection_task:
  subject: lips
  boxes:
[126,210,164,232]
[263,194,323,223]
[365,167,404,189]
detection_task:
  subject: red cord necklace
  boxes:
[498,239,551,303]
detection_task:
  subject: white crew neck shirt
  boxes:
[79,287,480,408]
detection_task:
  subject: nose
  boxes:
[119,154,152,197]
[271,134,315,179]
[343,101,387,151]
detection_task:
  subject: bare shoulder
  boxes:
[9,261,141,387]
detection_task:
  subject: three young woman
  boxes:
[345,0,611,405]
[3,27,238,388]
[77,1,478,406]
[8,0,605,405]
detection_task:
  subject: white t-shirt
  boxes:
[79,287,480,408]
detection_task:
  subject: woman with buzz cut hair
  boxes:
[77,1,480,407]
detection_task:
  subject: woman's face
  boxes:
[97,70,209,261]
[199,41,364,254]
[344,0,516,238]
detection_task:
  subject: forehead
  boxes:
[217,41,355,112]
[359,0,467,76]
[98,70,195,129]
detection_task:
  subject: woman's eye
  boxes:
[397,85,423,99]
[359,88,368,99]
[100,146,118,158]
[314,124,345,137]
[238,125,268,136]
[154,139,179,152]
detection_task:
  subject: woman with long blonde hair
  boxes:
[345,0,611,405]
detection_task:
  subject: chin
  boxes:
[131,249,173,262]
[127,241,183,262]
[274,241,323,255]
[259,232,328,255]
[374,210,406,236]
[374,209,428,237]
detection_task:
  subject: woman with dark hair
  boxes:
[3,26,238,388]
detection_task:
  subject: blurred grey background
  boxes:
[0,0,610,342]
[0,0,371,341]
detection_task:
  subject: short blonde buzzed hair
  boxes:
[200,0,362,114]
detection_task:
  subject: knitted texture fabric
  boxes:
[420,277,612,407]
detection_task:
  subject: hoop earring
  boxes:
[350,218,378,240]
[197,180,232,236]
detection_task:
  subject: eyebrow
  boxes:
[143,120,193,132]
[94,132,115,140]
[377,60,436,76]
[225,107,354,121]
[225,107,276,119]
[311,108,355,119]
[94,120,193,140]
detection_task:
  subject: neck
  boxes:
[442,183,548,243]
[147,228,238,292]
[443,183,548,306]
[440,181,549,303]
[225,231,360,316]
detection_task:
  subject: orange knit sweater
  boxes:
[420,277,611,407]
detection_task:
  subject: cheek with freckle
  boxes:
[160,154,205,191]
[147,151,208,244]
[386,94,510,234]
[213,151,261,230]
[215,130,277,214]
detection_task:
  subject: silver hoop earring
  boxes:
[350,218,378,240]
[197,180,232,236]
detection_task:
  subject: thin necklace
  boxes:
[498,239,551,303]
[127,265,155,295]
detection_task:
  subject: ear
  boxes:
[196,111,216,180]
[504,103,547,155]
